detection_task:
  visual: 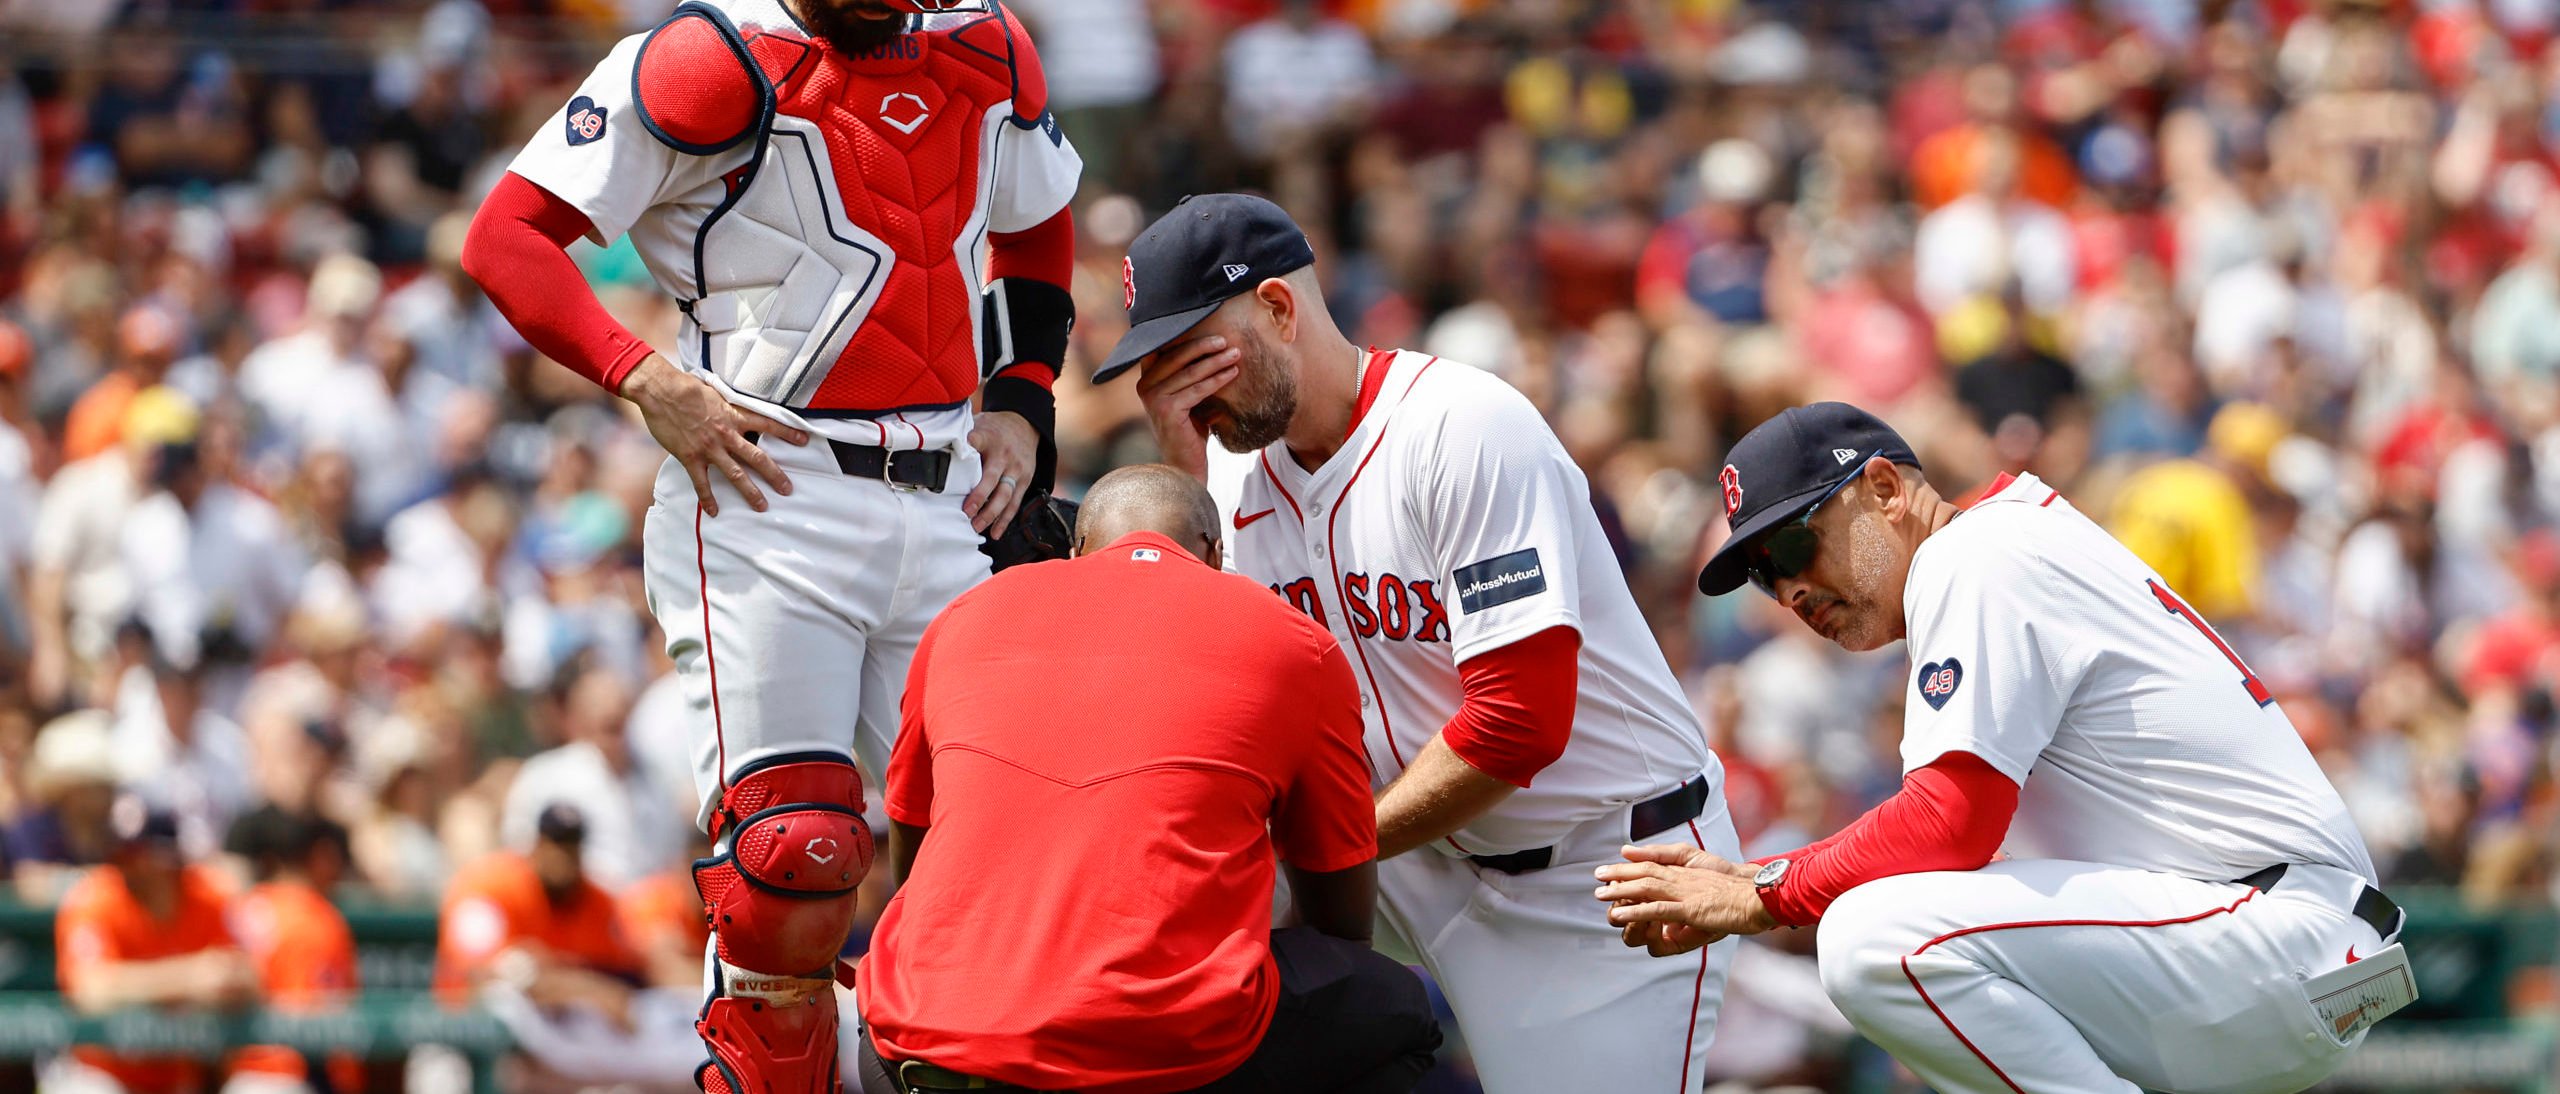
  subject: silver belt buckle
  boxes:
[882,447,928,493]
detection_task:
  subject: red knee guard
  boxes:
[695,754,875,973]
[692,755,872,1093]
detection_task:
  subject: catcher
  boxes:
[461,0,1080,1088]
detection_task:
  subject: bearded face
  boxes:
[796,0,908,56]
[1203,324,1299,454]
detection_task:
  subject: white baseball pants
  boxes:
[1375,782,1739,1094]
[1816,858,2390,1094]
[640,404,990,827]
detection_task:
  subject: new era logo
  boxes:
[1834,448,1857,465]
[1223,264,1251,282]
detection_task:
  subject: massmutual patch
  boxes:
[1455,548,1546,614]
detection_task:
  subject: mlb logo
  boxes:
[1132,548,1162,562]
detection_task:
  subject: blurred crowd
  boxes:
[4,0,2560,1087]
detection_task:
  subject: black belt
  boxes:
[829,439,952,492]
[741,433,954,493]
[890,1060,1034,1093]
[2234,863,2403,940]
[1469,773,1714,876]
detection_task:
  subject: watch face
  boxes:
[1754,858,1789,888]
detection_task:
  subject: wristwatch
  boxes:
[1753,858,1791,894]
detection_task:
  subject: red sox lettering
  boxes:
[1342,573,1451,643]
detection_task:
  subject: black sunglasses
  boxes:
[1743,451,1873,597]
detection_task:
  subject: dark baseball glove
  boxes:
[980,492,1079,571]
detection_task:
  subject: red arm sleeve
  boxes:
[1439,625,1580,788]
[984,204,1074,389]
[1756,751,2017,927]
[461,172,657,393]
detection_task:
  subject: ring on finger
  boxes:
[998,474,1019,488]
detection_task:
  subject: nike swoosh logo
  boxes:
[2345,946,2361,964]
[1234,508,1277,530]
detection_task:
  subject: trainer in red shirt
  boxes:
[857,464,1440,1094]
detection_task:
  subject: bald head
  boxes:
[1075,464,1222,564]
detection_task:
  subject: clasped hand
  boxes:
[1594,844,1778,957]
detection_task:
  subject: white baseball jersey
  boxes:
[1903,471,2377,885]
[1225,348,1736,1093]
[504,0,1081,420]
[1812,475,2398,1094]
[1228,349,1719,854]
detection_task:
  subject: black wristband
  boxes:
[981,374,1057,495]
[980,277,1075,381]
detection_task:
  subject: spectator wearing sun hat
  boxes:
[7,711,122,900]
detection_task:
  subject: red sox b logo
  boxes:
[1122,257,1137,312]
[1719,465,1743,518]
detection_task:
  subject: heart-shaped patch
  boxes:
[1917,658,1963,710]
[565,96,608,146]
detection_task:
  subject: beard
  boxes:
[1821,514,1903,651]
[1206,327,1298,453]
[800,0,907,56]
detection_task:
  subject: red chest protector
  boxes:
[634,1,1049,414]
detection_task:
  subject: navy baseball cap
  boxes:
[1698,402,1921,596]
[1093,194,1317,384]
[536,802,589,845]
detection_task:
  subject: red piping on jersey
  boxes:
[1678,818,1711,1093]
[1346,348,1396,440]
[698,506,728,789]
[1974,472,2019,505]
[1321,355,1445,845]
[1897,887,2264,1093]
[1257,450,1303,525]
[2040,490,2060,507]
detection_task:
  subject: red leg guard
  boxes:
[692,754,872,1093]
[694,964,841,1094]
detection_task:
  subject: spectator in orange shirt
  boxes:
[224,808,361,1093]
[60,305,182,464]
[435,803,643,1017]
[47,800,259,1094]
[1908,63,2080,212]
[616,832,712,990]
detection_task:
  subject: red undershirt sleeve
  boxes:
[1439,625,1580,788]
[1755,751,2018,927]
[461,172,657,393]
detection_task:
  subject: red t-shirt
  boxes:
[862,531,1376,1093]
